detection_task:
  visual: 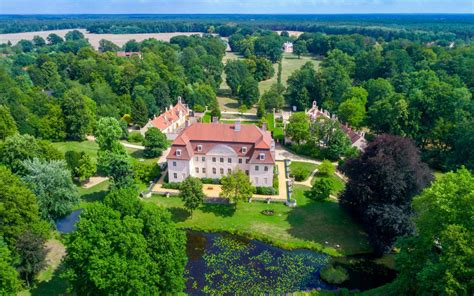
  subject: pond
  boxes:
[185,231,334,295]
[55,209,82,234]
[54,213,395,294]
[185,231,396,295]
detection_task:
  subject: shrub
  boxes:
[132,161,161,183]
[162,182,181,190]
[320,265,349,284]
[272,172,279,194]
[318,160,335,176]
[200,177,221,184]
[305,178,334,201]
[128,131,144,143]
[290,161,318,181]
[255,186,277,195]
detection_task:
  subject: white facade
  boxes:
[167,144,274,187]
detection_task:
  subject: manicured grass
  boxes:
[52,140,99,161]
[145,184,371,256]
[290,161,319,181]
[259,53,321,93]
[52,140,159,165]
[76,180,110,208]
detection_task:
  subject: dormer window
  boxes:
[197,145,202,152]
[176,149,182,157]
[242,147,247,154]
[259,153,265,160]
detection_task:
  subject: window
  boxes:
[173,161,177,167]
[212,167,216,174]
[228,158,232,163]
[202,168,206,174]
[195,167,199,173]
[238,158,243,164]
[227,168,231,174]
[255,177,259,185]
[195,156,199,161]
[220,157,224,163]
[220,168,224,174]
[245,170,249,175]
[173,173,177,179]
[264,178,268,184]
[246,159,249,164]
[212,157,216,162]
[176,149,182,156]
[242,147,247,153]
[255,165,259,171]
[264,166,269,172]
[197,145,202,152]
[202,157,206,162]
[259,153,265,160]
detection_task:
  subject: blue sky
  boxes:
[0,0,473,14]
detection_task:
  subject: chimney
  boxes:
[235,119,241,131]
[212,116,218,123]
[262,122,267,131]
[177,96,182,104]
[185,120,190,127]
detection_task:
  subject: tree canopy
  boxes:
[64,188,187,295]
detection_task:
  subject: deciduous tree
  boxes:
[143,127,167,158]
[393,168,473,295]
[64,188,187,294]
[22,158,79,221]
[179,177,205,214]
[340,135,433,254]
[220,170,255,204]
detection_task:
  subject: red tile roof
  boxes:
[167,123,274,163]
[148,102,189,131]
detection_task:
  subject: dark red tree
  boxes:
[340,134,433,254]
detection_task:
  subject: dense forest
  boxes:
[0,15,473,295]
[1,14,473,41]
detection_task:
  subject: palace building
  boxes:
[167,122,275,187]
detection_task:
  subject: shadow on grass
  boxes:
[286,191,371,255]
[30,263,68,296]
[168,207,192,222]
[129,149,145,159]
[217,88,232,96]
[200,203,236,217]
[81,188,109,203]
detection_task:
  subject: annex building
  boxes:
[167,122,276,187]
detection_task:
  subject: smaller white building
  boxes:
[283,42,293,53]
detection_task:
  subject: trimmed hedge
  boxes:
[200,177,221,185]
[255,186,277,195]
[162,182,181,190]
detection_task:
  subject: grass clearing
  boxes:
[145,184,371,256]
[290,161,319,182]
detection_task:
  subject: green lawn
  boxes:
[145,184,371,256]
[259,53,321,93]
[52,140,159,165]
[290,161,319,181]
[52,141,99,161]
[217,52,320,113]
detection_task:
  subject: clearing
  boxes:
[145,184,371,256]
[218,51,321,113]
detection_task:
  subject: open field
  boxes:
[0,28,205,49]
[260,52,321,93]
[218,51,321,112]
[145,184,371,256]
